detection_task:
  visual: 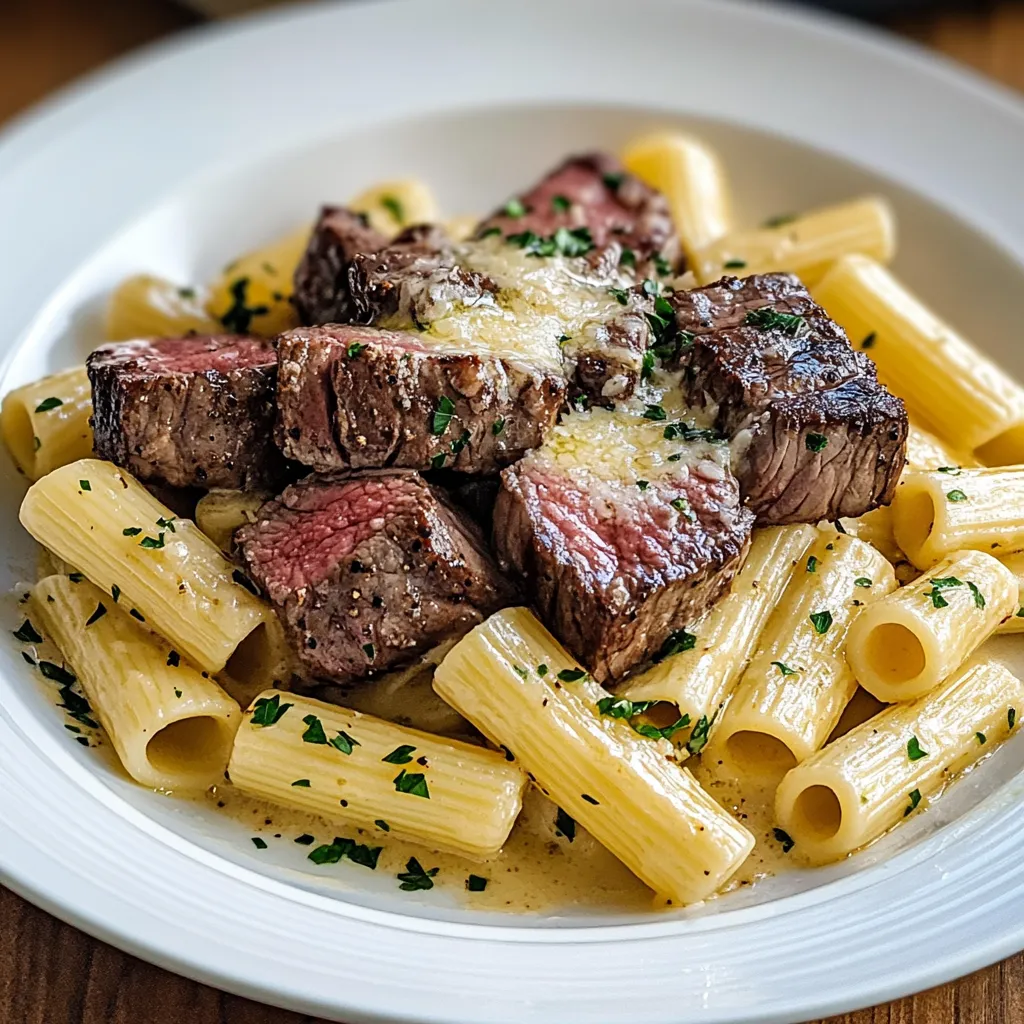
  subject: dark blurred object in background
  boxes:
[792,0,999,13]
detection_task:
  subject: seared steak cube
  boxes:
[670,274,908,525]
[494,409,755,683]
[88,334,288,490]
[476,152,681,274]
[275,324,564,475]
[293,207,389,325]
[237,470,516,683]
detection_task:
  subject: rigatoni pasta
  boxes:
[348,179,439,236]
[622,132,732,261]
[194,488,269,552]
[32,573,240,790]
[434,608,755,905]
[776,658,1024,864]
[693,197,894,286]
[19,458,269,674]
[620,525,816,735]
[846,550,1018,702]
[1,366,94,481]
[996,550,1024,634]
[813,255,1024,459]
[703,532,896,780]
[892,466,1024,569]
[106,274,221,341]
[229,689,526,859]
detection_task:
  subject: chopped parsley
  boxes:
[686,713,715,756]
[231,569,260,596]
[608,287,631,305]
[79,479,91,491]
[723,259,747,270]
[129,609,145,622]
[362,642,376,660]
[805,433,829,452]
[968,581,986,609]
[946,489,968,502]
[653,253,673,276]
[57,685,98,728]
[907,736,928,761]
[450,429,471,456]
[13,619,42,643]
[346,341,367,358]
[977,732,987,745]
[643,404,666,421]
[156,516,176,533]
[551,195,571,213]
[1010,707,1017,730]
[122,527,142,537]
[744,307,807,337]
[503,197,527,218]
[555,808,576,841]
[251,837,268,850]
[637,480,649,491]
[654,628,697,662]
[39,660,76,685]
[85,603,107,626]
[309,836,382,870]
[619,248,637,269]
[772,661,798,676]
[513,665,529,679]
[301,714,328,744]
[904,789,922,816]
[773,827,795,853]
[375,819,390,831]
[397,857,438,891]
[602,172,625,191]
[251,693,292,726]
[763,213,798,228]
[632,714,691,742]
[294,832,315,843]
[663,421,724,443]
[806,555,818,573]
[466,874,488,892]
[139,533,165,549]
[507,226,593,258]
[641,349,655,381]
[809,610,833,634]
[68,573,84,583]
[860,331,877,350]
[381,194,405,223]
[937,466,961,475]
[596,697,657,720]
[925,575,963,609]
[854,577,872,588]
[219,277,269,333]
[430,453,447,469]
[34,397,63,413]
[382,745,416,764]
[581,794,599,805]
[670,496,696,520]
[492,417,506,436]
[111,586,120,603]
[167,650,180,667]
[393,769,430,798]
[329,730,360,755]
[556,668,587,682]
[291,779,311,788]
[431,396,456,436]
[536,663,548,676]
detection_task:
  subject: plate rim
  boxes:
[3,1,1024,1021]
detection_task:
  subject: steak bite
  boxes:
[475,153,681,274]
[494,409,755,683]
[237,470,516,683]
[275,324,565,474]
[669,274,908,525]
[88,334,288,490]
[293,207,390,325]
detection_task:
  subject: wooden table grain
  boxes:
[1,1,1023,1021]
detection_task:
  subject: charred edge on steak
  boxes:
[274,324,565,475]
[669,273,908,525]
[293,207,390,326]
[237,469,517,683]
[494,409,755,683]
[87,334,294,491]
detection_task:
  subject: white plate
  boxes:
[3,1,1024,1021]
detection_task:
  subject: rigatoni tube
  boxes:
[19,459,269,673]
[348,179,439,237]
[195,488,269,552]
[433,607,754,905]
[996,550,1024,634]
[621,525,816,734]
[228,690,526,859]
[892,466,1024,569]
[32,574,240,790]
[813,255,1024,457]
[1,367,93,481]
[693,197,894,286]
[106,274,220,341]
[775,658,1024,864]
[704,533,896,781]
[846,550,1017,702]
[622,132,732,260]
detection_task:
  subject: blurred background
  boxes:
[0,0,1021,130]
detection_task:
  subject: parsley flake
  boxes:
[291,779,311,788]
[946,489,968,502]
[397,857,438,891]
[34,397,63,412]
[642,404,666,421]
[809,610,833,634]
[654,628,697,662]
[466,874,488,892]
[301,714,328,744]
[555,808,576,841]
[773,827,795,853]
[805,433,829,452]
[806,555,818,573]
[329,731,360,755]
[503,198,527,218]
[382,745,416,764]
[904,789,922,816]
[556,668,587,682]
[13,619,42,643]
[250,693,292,727]
[854,577,872,588]
[968,581,986,609]
[231,569,260,596]
[772,661,798,676]
[907,736,928,761]
[492,417,506,436]
[39,661,76,685]
[551,195,571,213]
[744,307,807,336]
[431,396,456,436]
[85,603,107,626]
[346,341,367,358]
[393,769,430,798]
[381,195,405,223]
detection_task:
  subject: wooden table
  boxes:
[1,1,1023,1021]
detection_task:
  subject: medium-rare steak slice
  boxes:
[669,274,908,525]
[237,470,516,683]
[275,324,564,474]
[88,334,289,490]
[494,409,755,683]
[476,152,681,274]
[293,206,390,325]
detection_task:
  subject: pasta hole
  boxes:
[724,730,797,778]
[643,701,683,730]
[146,716,229,775]
[792,784,843,841]
[226,622,270,684]
[864,622,925,686]
[894,489,935,556]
